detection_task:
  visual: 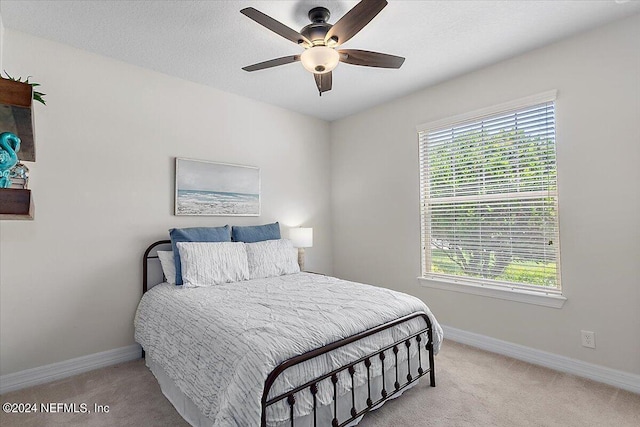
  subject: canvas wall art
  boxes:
[175,158,260,216]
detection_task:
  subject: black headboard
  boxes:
[143,240,172,293]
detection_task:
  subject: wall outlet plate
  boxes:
[581,330,596,348]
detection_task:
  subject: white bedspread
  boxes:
[134,272,443,426]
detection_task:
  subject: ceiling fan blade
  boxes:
[338,49,405,68]
[242,55,301,72]
[325,0,387,47]
[314,72,333,96]
[241,7,311,48]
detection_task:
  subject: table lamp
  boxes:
[289,227,313,271]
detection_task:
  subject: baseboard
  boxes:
[442,325,640,394]
[3,331,638,396]
[0,344,142,395]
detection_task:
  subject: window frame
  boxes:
[416,91,566,308]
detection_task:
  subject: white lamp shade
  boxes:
[300,47,339,74]
[289,227,313,248]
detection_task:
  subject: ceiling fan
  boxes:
[241,0,405,96]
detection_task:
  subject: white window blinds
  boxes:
[419,97,561,292]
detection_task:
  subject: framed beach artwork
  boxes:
[175,158,260,216]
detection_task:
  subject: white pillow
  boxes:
[157,251,177,285]
[246,239,300,280]
[177,242,249,287]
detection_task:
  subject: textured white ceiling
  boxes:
[1,1,639,121]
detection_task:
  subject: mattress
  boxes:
[134,272,442,426]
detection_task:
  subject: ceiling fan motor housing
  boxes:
[301,7,333,45]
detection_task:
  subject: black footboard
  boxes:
[261,312,435,427]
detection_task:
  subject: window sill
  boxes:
[417,276,567,309]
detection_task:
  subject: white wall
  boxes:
[0,30,332,376]
[0,11,4,70]
[2,13,638,381]
[331,15,640,374]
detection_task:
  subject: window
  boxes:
[418,92,561,298]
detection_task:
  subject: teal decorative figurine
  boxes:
[0,132,21,188]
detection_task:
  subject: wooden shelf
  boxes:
[0,78,36,161]
[0,189,34,220]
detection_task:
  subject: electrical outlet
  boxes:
[581,330,596,348]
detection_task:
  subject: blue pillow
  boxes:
[232,222,281,243]
[169,225,231,285]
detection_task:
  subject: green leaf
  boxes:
[33,93,46,105]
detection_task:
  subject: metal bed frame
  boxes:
[141,240,436,427]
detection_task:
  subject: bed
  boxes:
[135,239,443,427]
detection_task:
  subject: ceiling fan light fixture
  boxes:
[301,46,339,74]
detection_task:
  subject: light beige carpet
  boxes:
[1,341,638,427]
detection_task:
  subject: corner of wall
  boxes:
[0,11,4,70]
